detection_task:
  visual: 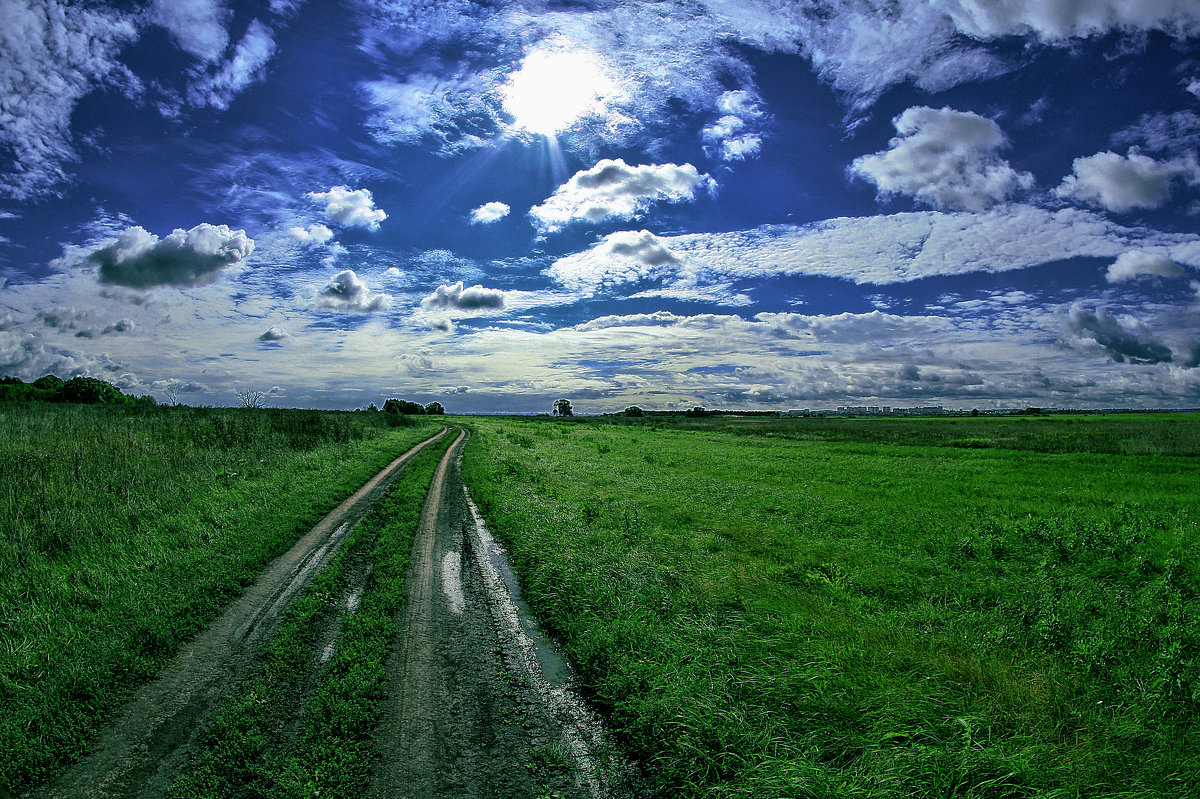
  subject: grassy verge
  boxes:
[461,416,1200,797]
[0,403,440,795]
[166,429,455,798]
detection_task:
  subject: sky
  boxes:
[3,1,1200,413]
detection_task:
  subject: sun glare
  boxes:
[501,49,616,137]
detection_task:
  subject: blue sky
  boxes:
[3,0,1200,412]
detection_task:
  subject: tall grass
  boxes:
[461,416,1200,797]
[0,403,438,795]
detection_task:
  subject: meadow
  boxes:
[3,405,1197,798]
[0,403,440,794]
[461,413,1200,797]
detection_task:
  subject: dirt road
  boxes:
[29,429,449,799]
[371,429,643,799]
[28,426,643,798]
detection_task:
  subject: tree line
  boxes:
[0,375,156,407]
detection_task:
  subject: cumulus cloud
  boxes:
[150,0,230,63]
[188,18,277,110]
[703,89,765,161]
[1056,150,1191,212]
[470,202,510,224]
[289,223,334,244]
[316,269,392,312]
[0,1,139,199]
[1065,304,1173,364]
[1106,251,1186,283]
[548,230,685,295]
[257,326,290,341]
[64,223,255,288]
[307,186,388,230]
[530,159,714,232]
[421,281,505,311]
[850,106,1033,211]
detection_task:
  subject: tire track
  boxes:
[28,427,449,799]
[371,429,644,799]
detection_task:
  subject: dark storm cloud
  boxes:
[1066,305,1174,365]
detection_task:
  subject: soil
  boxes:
[26,427,646,799]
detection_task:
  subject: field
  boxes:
[2,405,1198,797]
[0,403,440,794]
[461,413,1200,797]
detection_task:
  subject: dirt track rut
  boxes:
[370,429,642,799]
[29,428,449,799]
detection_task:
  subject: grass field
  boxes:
[461,414,1200,797]
[0,403,440,795]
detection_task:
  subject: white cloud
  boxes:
[361,72,496,154]
[188,18,277,110]
[306,186,388,230]
[851,106,1033,211]
[59,223,254,288]
[548,230,685,295]
[703,90,765,162]
[530,159,714,233]
[469,202,510,224]
[421,281,505,311]
[258,326,290,341]
[1106,251,1186,283]
[1189,78,1200,99]
[1114,111,1200,155]
[0,0,139,199]
[548,205,1200,291]
[288,223,334,244]
[1056,150,1192,212]
[316,269,392,312]
[150,0,230,63]
[939,0,1200,40]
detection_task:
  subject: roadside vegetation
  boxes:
[0,402,440,795]
[462,414,1200,797]
[166,432,455,798]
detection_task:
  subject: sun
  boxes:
[501,49,617,137]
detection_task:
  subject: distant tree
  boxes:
[366,402,379,412]
[383,398,425,414]
[236,388,267,409]
[61,376,121,404]
[553,398,573,417]
[685,406,706,417]
[624,405,644,417]
[33,375,64,392]
[971,408,980,417]
[424,401,445,415]
[164,383,181,407]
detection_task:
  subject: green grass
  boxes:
[598,411,1200,455]
[0,403,441,795]
[461,415,1200,797]
[167,431,455,798]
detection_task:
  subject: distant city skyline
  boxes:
[3,1,1200,412]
